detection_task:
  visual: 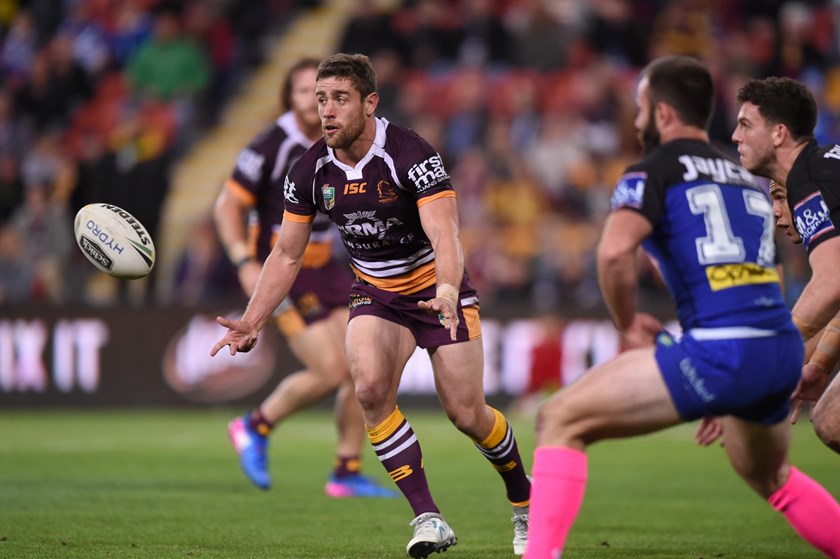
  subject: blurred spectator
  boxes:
[0,85,32,160]
[49,32,95,112]
[584,0,646,68]
[1,9,37,87]
[441,67,489,161]
[9,181,73,302]
[108,0,153,68]
[338,0,402,58]
[456,0,510,67]
[504,0,580,71]
[57,0,110,79]
[20,130,76,203]
[0,153,23,221]
[15,49,69,131]
[509,314,565,416]
[525,111,587,204]
[183,0,235,125]
[392,0,461,69]
[173,217,238,304]
[125,9,209,102]
[0,222,34,303]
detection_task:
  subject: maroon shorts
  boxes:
[288,258,353,325]
[348,277,481,349]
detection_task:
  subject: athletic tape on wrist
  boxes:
[809,319,840,375]
[436,283,460,306]
[792,315,820,340]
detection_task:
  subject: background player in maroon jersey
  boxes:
[211,53,531,558]
[214,58,396,498]
[732,76,840,455]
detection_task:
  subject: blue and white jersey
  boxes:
[611,139,791,331]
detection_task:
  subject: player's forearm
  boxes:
[598,249,638,332]
[791,276,840,340]
[242,247,301,331]
[808,317,840,374]
[214,195,250,266]
[433,232,464,290]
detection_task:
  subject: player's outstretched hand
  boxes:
[790,363,831,424]
[210,316,259,356]
[621,313,663,348]
[694,416,724,447]
[418,297,459,341]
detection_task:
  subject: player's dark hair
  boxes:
[316,53,377,100]
[281,58,320,112]
[643,56,714,129]
[736,77,817,141]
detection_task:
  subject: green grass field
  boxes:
[0,408,837,559]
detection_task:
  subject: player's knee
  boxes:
[444,405,484,436]
[812,403,840,452]
[353,380,388,412]
[535,393,587,444]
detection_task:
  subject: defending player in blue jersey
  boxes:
[524,56,840,559]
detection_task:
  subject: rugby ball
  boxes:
[74,203,156,279]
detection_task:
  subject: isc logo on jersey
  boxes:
[611,172,647,210]
[408,154,448,192]
[794,191,834,250]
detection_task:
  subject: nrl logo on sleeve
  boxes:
[322,184,335,210]
[611,171,647,210]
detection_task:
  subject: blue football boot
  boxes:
[324,473,400,498]
[227,416,270,490]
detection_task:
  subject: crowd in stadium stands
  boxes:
[0,0,837,314]
[0,0,297,305]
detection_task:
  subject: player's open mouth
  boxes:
[324,125,339,135]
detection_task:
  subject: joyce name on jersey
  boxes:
[611,139,788,330]
[283,118,454,294]
[786,141,840,253]
[226,112,333,262]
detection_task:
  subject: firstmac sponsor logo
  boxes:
[408,154,448,192]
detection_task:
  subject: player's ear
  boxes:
[654,101,671,127]
[364,92,379,117]
[772,124,787,146]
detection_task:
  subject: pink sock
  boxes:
[524,446,588,559]
[769,466,840,558]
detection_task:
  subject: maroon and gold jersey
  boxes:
[225,111,335,266]
[283,118,455,294]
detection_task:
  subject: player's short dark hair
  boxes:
[736,77,817,141]
[643,55,714,129]
[316,53,377,100]
[281,58,320,112]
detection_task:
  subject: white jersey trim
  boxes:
[351,246,435,277]
[687,327,777,340]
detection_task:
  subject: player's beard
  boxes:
[325,111,366,150]
[638,113,660,154]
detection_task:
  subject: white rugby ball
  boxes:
[74,203,156,279]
